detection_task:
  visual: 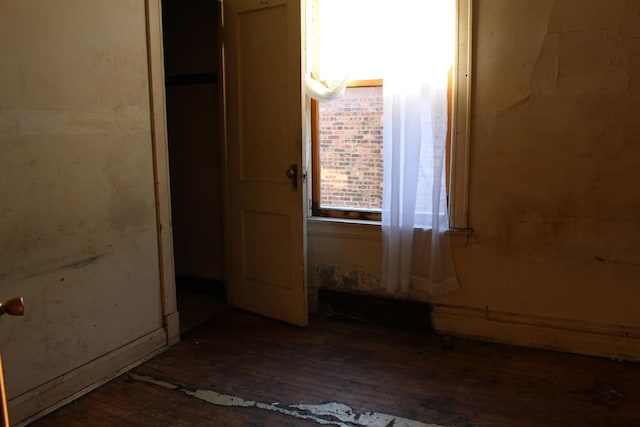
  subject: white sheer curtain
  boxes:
[381,0,459,297]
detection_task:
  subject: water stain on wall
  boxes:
[318,264,381,291]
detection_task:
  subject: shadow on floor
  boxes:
[175,276,227,336]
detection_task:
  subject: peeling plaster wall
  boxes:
[308,0,640,357]
[449,0,640,323]
[0,0,165,418]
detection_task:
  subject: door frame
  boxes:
[147,0,180,345]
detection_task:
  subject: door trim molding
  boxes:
[145,0,180,345]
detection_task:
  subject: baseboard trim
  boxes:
[431,304,640,362]
[165,310,181,346]
[11,328,168,426]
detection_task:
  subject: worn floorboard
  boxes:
[30,305,640,427]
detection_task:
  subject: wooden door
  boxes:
[222,0,307,326]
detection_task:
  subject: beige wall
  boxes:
[0,1,173,423]
[308,0,640,360]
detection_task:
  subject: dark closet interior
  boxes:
[161,0,226,328]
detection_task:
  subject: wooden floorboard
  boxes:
[30,306,640,427]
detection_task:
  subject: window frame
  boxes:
[448,0,473,230]
[311,79,384,221]
[307,0,472,230]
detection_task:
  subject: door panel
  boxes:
[223,0,307,326]
[236,5,290,182]
[241,210,291,289]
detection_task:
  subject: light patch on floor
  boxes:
[129,373,451,427]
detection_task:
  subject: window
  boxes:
[307,0,472,229]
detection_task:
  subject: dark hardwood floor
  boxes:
[30,305,640,427]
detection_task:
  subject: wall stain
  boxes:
[0,252,110,286]
[593,256,638,267]
[56,253,106,270]
[317,265,381,291]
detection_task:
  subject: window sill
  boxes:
[307,216,380,227]
[307,216,381,241]
[306,216,471,247]
[449,227,472,248]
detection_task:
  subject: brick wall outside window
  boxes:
[318,86,383,210]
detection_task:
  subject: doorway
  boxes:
[161,0,227,333]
